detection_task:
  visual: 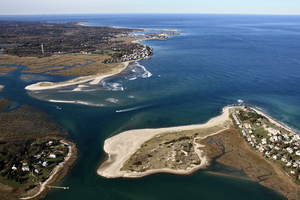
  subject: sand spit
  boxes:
[97,106,232,178]
[25,62,129,91]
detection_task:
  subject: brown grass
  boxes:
[0,66,18,74]
[199,126,300,200]
[0,54,121,76]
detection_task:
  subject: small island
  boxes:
[98,106,300,199]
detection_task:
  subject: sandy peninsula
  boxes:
[25,62,129,91]
[97,106,232,178]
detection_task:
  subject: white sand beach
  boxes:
[25,62,129,91]
[97,106,232,178]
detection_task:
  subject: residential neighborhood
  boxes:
[231,106,300,180]
[0,138,70,193]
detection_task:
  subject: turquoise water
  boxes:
[1,14,300,199]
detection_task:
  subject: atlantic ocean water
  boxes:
[1,14,300,199]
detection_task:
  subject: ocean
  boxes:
[1,14,300,199]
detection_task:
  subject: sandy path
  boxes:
[25,62,128,91]
[97,106,232,178]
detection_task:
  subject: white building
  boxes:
[12,164,17,171]
[49,153,57,158]
[22,165,30,172]
[287,147,294,154]
[261,138,267,145]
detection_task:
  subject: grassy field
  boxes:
[121,120,231,173]
[0,66,19,74]
[0,54,122,76]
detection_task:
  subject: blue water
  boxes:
[1,14,300,199]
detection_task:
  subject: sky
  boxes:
[1,0,299,15]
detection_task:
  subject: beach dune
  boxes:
[97,106,232,178]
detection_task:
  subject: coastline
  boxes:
[97,106,232,178]
[19,140,77,200]
[251,107,299,134]
[25,62,129,91]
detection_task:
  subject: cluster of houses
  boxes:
[103,43,152,63]
[11,140,67,175]
[104,32,179,64]
[232,107,300,176]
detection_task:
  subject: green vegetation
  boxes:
[0,138,69,197]
[0,21,137,58]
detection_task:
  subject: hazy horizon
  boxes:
[1,0,299,16]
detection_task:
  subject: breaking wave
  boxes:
[125,62,152,81]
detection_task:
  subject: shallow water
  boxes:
[1,14,299,199]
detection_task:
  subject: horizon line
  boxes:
[1,13,300,17]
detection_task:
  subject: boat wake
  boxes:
[116,104,154,113]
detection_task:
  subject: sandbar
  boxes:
[25,62,129,91]
[97,106,232,178]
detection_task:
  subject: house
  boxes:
[42,161,50,167]
[281,157,288,163]
[244,123,252,129]
[49,153,57,158]
[287,147,294,154]
[296,150,300,156]
[259,146,266,153]
[265,127,281,135]
[261,138,267,145]
[35,169,41,174]
[293,163,299,168]
[265,151,271,157]
[12,164,17,170]
[272,155,278,160]
[274,146,281,151]
[286,162,292,167]
[22,165,30,172]
[291,170,296,174]
[47,141,53,146]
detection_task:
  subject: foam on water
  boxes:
[106,98,119,103]
[102,82,124,91]
[125,61,153,80]
[49,99,105,106]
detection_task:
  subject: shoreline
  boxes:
[97,106,232,178]
[19,140,77,200]
[251,107,299,134]
[25,62,129,91]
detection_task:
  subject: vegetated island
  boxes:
[0,21,179,90]
[0,98,77,199]
[98,106,300,200]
